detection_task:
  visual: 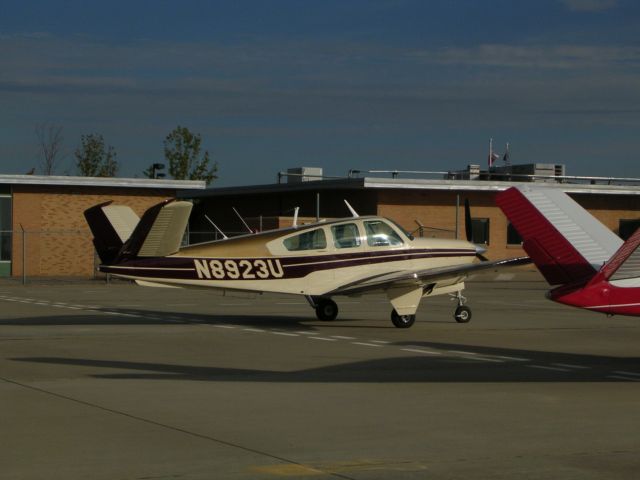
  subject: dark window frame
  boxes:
[619,219,640,241]
[506,222,522,246]
[470,218,490,245]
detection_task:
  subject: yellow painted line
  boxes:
[250,464,325,476]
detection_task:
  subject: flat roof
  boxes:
[0,174,206,190]
[189,177,640,197]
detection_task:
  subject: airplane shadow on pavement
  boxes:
[11,342,640,383]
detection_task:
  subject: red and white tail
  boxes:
[597,226,640,282]
[496,186,623,285]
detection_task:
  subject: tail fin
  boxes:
[84,202,140,264]
[496,186,622,285]
[119,199,193,259]
[598,226,640,282]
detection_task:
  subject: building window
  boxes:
[331,223,361,249]
[0,195,11,262]
[619,219,640,241]
[471,218,490,245]
[506,222,522,245]
[283,228,327,251]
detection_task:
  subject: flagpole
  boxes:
[488,137,493,168]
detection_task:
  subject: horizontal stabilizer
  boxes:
[84,202,140,264]
[600,226,640,281]
[120,200,193,258]
[496,186,622,285]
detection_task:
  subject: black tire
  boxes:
[391,309,416,328]
[315,298,338,321]
[454,305,472,323]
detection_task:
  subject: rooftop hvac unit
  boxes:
[287,167,323,183]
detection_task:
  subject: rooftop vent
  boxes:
[286,167,323,183]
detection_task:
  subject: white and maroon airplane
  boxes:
[85,199,528,328]
[497,185,640,316]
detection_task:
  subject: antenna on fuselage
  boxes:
[232,207,253,233]
[292,207,300,227]
[344,200,359,218]
[204,214,228,240]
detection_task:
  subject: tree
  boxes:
[164,126,217,185]
[35,123,64,175]
[141,163,166,179]
[75,134,118,177]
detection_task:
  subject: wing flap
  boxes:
[325,256,530,296]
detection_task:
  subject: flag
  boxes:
[503,142,511,166]
[488,138,499,168]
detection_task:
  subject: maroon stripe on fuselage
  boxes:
[101,248,475,280]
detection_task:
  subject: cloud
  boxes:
[406,44,640,70]
[560,0,617,12]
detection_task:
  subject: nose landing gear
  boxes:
[452,291,472,323]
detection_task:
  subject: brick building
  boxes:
[1,171,638,279]
[0,175,204,278]
[187,176,640,262]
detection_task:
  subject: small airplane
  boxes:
[497,185,640,316]
[84,198,529,328]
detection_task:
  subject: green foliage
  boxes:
[164,126,218,185]
[75,134,118,177]
[141,164,155,178]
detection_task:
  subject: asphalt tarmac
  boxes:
[1,278,639,479]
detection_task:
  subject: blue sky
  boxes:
[1,0,639,186]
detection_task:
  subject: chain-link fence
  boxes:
[4,229,100,283]
[3,219,459,283]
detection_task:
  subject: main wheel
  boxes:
[391,309,416,328]
[454,305,472,323]
[315,298,338,321]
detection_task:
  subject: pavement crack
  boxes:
[0,375,356,480]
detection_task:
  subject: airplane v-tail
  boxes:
[497,185,640,316]
[85,199,529,328]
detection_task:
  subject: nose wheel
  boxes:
[451,291,472,323]
[454,305,472,323]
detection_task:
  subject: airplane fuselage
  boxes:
[101,216,477,297]
[549,277,640,316]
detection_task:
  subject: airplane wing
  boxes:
[324,256,531,296]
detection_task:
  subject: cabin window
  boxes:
[331,223,361,249]
[364,220,404,247]
[283,228,327,251]
[619,219,640,241]
[470,218,490,245]
[506,222,522,245]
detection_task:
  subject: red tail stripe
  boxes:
[600,226,640,280]
[496,188,596,285]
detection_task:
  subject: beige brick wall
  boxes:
[376,189,640,262]
[11,186,174,278]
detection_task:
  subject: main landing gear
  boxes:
[307,293,472,327]
[308,296,339,321]
[390,310,415,328]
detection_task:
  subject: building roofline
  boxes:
[186,176,640,197]
[361,177,640,195]
[187,178,364,197]
[0,174,206,190]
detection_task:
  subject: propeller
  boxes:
[464,198,489,261]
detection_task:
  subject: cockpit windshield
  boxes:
[385,218,414,241]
